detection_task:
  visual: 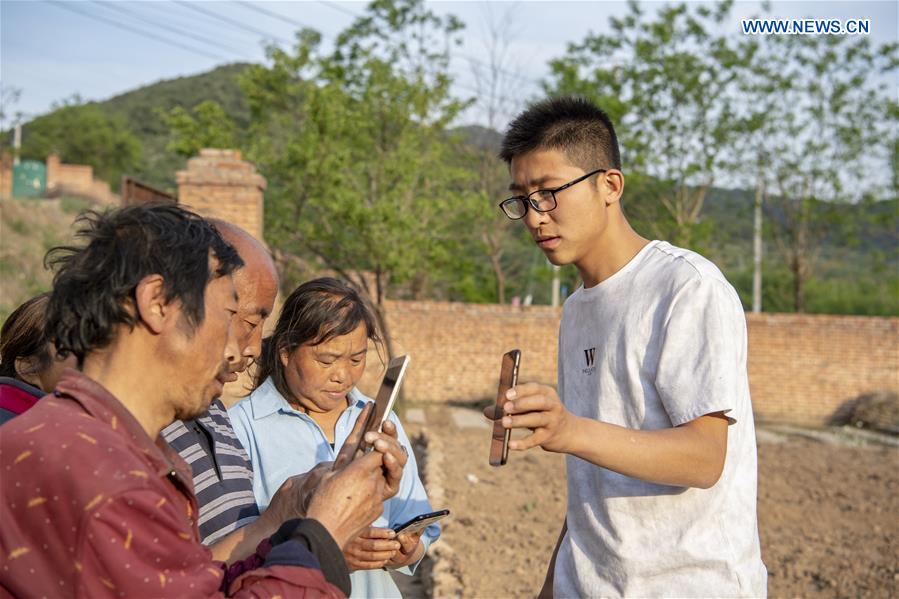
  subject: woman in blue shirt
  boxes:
[229,277,439,598]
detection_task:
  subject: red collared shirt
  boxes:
[0,369,342,598]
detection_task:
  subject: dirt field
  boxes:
[401,405,898,598]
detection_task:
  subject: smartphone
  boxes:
[355,355,410,455]
[392,509,450,535]
[489,349,520,467]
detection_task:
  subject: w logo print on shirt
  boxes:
[582,347,596,375]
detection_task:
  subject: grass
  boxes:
[0,197,94,324]
[59,196,93,215]
[6,218,29,235]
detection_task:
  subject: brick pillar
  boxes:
[45,154,61,192]
[176,149,266,240]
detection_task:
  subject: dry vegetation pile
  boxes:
[842,391,899,434]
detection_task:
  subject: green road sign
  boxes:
[12,160,47,198]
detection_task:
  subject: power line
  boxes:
[51,0,521,119]
[90,1,247,59]
[234,1,310,31]
[143,1,260,46]
[174,1,292,47]
[316,0,360,19]
[314,0,541,88]
[47,0,228,62]
[239,1,524,108]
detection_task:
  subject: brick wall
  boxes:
[356,301,561,403]
[47,155,92,190]
[45,154,117,204]
[176,149,265,240]
[745,313,898,425]
[354,300,898,427]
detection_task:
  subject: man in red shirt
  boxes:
[0,204,401,597]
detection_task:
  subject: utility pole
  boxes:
[13,122,22,165]
[752,166,766,313]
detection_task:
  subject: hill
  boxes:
[454,124,503,152]
[100,63,251,191]
[18,63,251,193]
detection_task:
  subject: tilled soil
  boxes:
[756,434,898,597]
[408,405,898,598]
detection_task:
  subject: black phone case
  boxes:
[393,509,450,534]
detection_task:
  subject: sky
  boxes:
[1,0,897,130]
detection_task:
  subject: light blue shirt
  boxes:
[229,377,440,598]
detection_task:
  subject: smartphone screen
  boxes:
[392,509,450,535]
[355,355,410,454]
[489,349,520,467]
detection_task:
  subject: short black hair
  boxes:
[499,96,621,171]
[44,203,244,366]
[255,277,382,398]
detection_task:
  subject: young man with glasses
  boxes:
[487,97,766,597]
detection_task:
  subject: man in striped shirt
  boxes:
[163,220,305,562]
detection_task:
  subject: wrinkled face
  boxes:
[509,148,609,271]
[223,260,278,381]
[280,323,369,416]
[168,273,240,420]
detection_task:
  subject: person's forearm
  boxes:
[561,414,727,488]
[539,519,566,599]
[208,511,282,562]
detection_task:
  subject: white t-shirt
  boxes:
[554,241,767,598]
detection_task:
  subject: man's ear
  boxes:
[601,169,625,206]
[134,274,168,335]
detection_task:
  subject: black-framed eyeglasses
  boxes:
[499,168,607,220]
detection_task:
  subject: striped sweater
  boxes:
[162,399,261,545]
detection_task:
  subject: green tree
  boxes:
[161,100,238,157]
[448,130,540,304]
[545,0,744,249]
[21,99,141,188]
[740,32,896,312]
[890,100,899,197]
[240,0,470,356]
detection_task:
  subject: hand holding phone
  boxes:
[340,414,406,503]
[348,355,410,457]
[343,526,401,571]
[489,349,520,466]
